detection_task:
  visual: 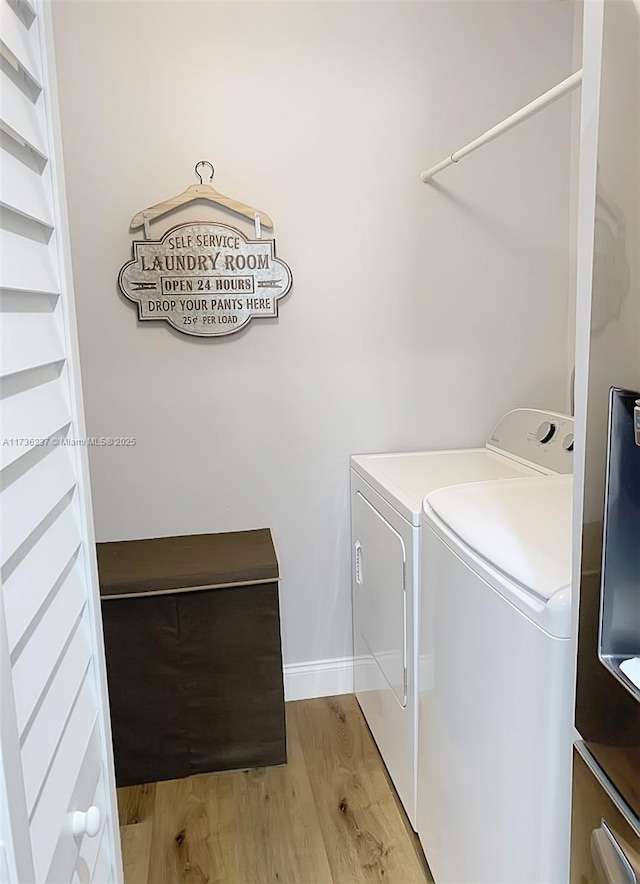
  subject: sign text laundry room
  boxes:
[118,222,292,337]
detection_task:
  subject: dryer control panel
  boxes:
[486,409,575,474]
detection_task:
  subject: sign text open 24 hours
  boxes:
[118,222,292,336]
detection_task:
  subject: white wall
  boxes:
[53,1,576,667]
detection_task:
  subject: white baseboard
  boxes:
[283,656,354,702]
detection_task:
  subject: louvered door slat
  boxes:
[30,697,98,882]
[1,374,71,469]
[3,501,81,654]
[77,770,107,882]
[0,148,53,227]
[12,562,86,735]
[0,310,64,377]
[22,626,92,815]
[1,309,65,377]
[0,443,76,565]
[0,72,47,158]
[90,826,113,884]
[0,0,42,90]
[6,0,37,28]
[0,229,59,295]
[43,712,102,884]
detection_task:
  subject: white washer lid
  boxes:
[425,475,572,602]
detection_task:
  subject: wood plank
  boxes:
[294,695,429,884]
[117,783,156,828]
[189,774,239,884]
[120,821,152,884]
[234,703,333,884]
[146,772,239,884]
[114,697,432,884]
[371,721,434,881]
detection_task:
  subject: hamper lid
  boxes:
[97,528,278,599]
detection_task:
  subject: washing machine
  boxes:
[350,408,574,829]
[418,474,574,883]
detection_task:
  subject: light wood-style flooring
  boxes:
[117,695,432,884]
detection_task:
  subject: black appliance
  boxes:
[572,389,640,882]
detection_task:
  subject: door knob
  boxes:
[71,806,101,838]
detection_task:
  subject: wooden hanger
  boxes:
[130,161,274,230]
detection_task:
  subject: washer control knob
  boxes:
[536,421,556,444]
[562,433,574,452]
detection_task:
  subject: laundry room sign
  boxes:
[118,222,292,337]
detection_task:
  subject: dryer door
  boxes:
[353,490,407,707]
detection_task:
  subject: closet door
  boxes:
[0,0,122,881]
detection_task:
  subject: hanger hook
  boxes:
[194,160,214,185]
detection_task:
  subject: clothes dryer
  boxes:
[350,409,573,829]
